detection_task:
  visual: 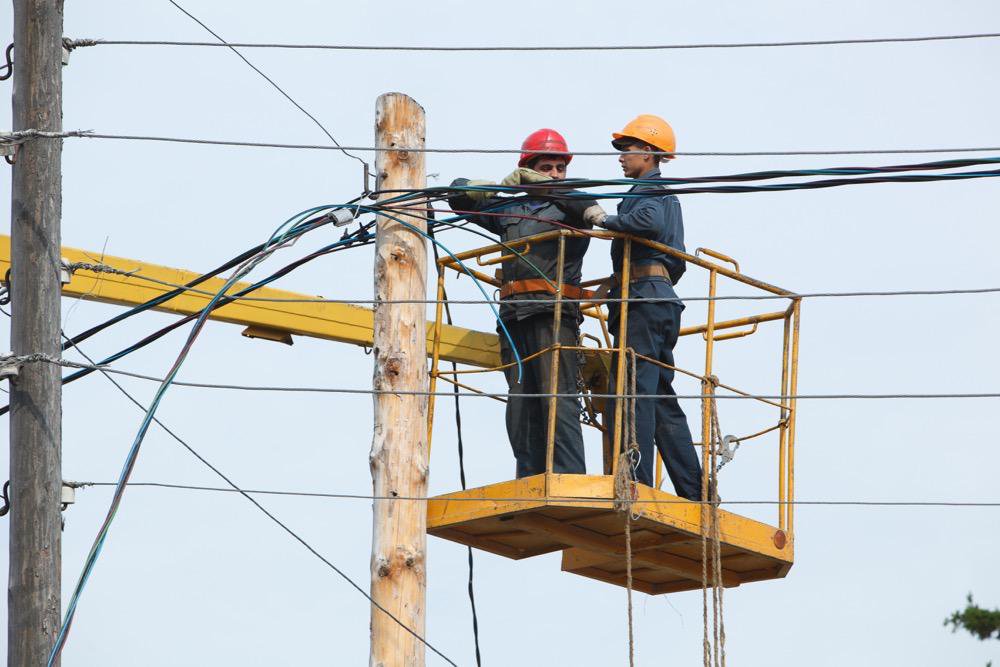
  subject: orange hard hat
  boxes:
[518,128,572,167]
[611,114,676,155]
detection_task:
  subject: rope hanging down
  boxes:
[613,352,643,667]
[702,388,727,667]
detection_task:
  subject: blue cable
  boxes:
[359,204,524,382]
[47,203,354,665]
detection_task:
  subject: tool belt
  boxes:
[612,262,672,285]
[500,278,595,301]
[590,263,672,300]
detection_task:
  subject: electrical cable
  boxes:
[56,263,1000,305]
[430,227,483,667]
[10,355,1000,401]
[64,30,1000,52]
[68,483,1000,508]
[36,314,458,666]
[10,128,1000,157]
[47,204,360,666]
[57,208,343,353]
[359,203,525,382]
[0,216,376,417]
[165,0,366,167]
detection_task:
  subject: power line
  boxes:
[48,207,342,665]
[36,324,458,664]
[64,31,1000,52]
[69,482,1000,508]
[7,128,1000,157]
[431,229,483,666]
[6,354,1000,401]
[165,0,366,167]
[62,261,1000,304]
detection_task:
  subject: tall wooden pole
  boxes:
[370,93,428,667]
[9,0,65,665]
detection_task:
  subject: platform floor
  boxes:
[427,474,793,594]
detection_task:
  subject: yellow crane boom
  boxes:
[0,235,500,368]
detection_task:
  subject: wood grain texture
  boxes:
[369,93,428,667]
[9,1,65,665]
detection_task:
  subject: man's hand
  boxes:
[448,177,494,209]
[583,204,609,227]
[501,167,552,187]
[448,177,501,205]
[554,197,599,223]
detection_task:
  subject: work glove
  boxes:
[449,177,498,208]
[501,167,552,187]
[582,204,609,227]
[554,197,600,225]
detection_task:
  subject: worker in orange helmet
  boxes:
[447,129,597,479]
[580,115,704,500]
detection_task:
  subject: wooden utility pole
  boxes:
[369,93,428,667]
[9,0,65,665]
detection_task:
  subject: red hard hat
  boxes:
[518,128,572,167]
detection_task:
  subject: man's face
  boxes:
[530,156,568,178]
[618,142,655,178]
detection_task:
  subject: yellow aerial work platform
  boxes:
[429,474,791,594]
[425,230,801,593]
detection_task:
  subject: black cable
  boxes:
[166,0,367,168]
[430,222,483,666]
[0,220,375,417]
[0,303,456,665]
[58,209,344,354]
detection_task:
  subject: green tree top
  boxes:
[945,594,1000,641]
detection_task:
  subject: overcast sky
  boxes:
[3,1,999,665]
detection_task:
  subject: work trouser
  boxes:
[608,301,702,500]
[498,314,586,478]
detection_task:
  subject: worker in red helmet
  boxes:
[447,129,596,479]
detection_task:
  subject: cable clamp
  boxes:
[330,209,355,227]
[716,435,740,472]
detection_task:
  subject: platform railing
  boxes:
[427,229,801,537]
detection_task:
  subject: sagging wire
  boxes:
[0,43,12,81]
[429,223,483,666]
[31,317,460,667]
[46,203,357,666]
[0,207,380,418]
[374,154,1000,202]
[61,31,1000,52]
[360,203,525,382]
[166,0,368,170]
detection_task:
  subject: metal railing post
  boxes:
[544,234,568,494]
[610,237,632,474]
[700,269,718,502]
[426,268,446,455]
[787,299,802,539]
[777,307,792,530]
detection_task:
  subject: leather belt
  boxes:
[500,278,595,301]
[613,262,671,285]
